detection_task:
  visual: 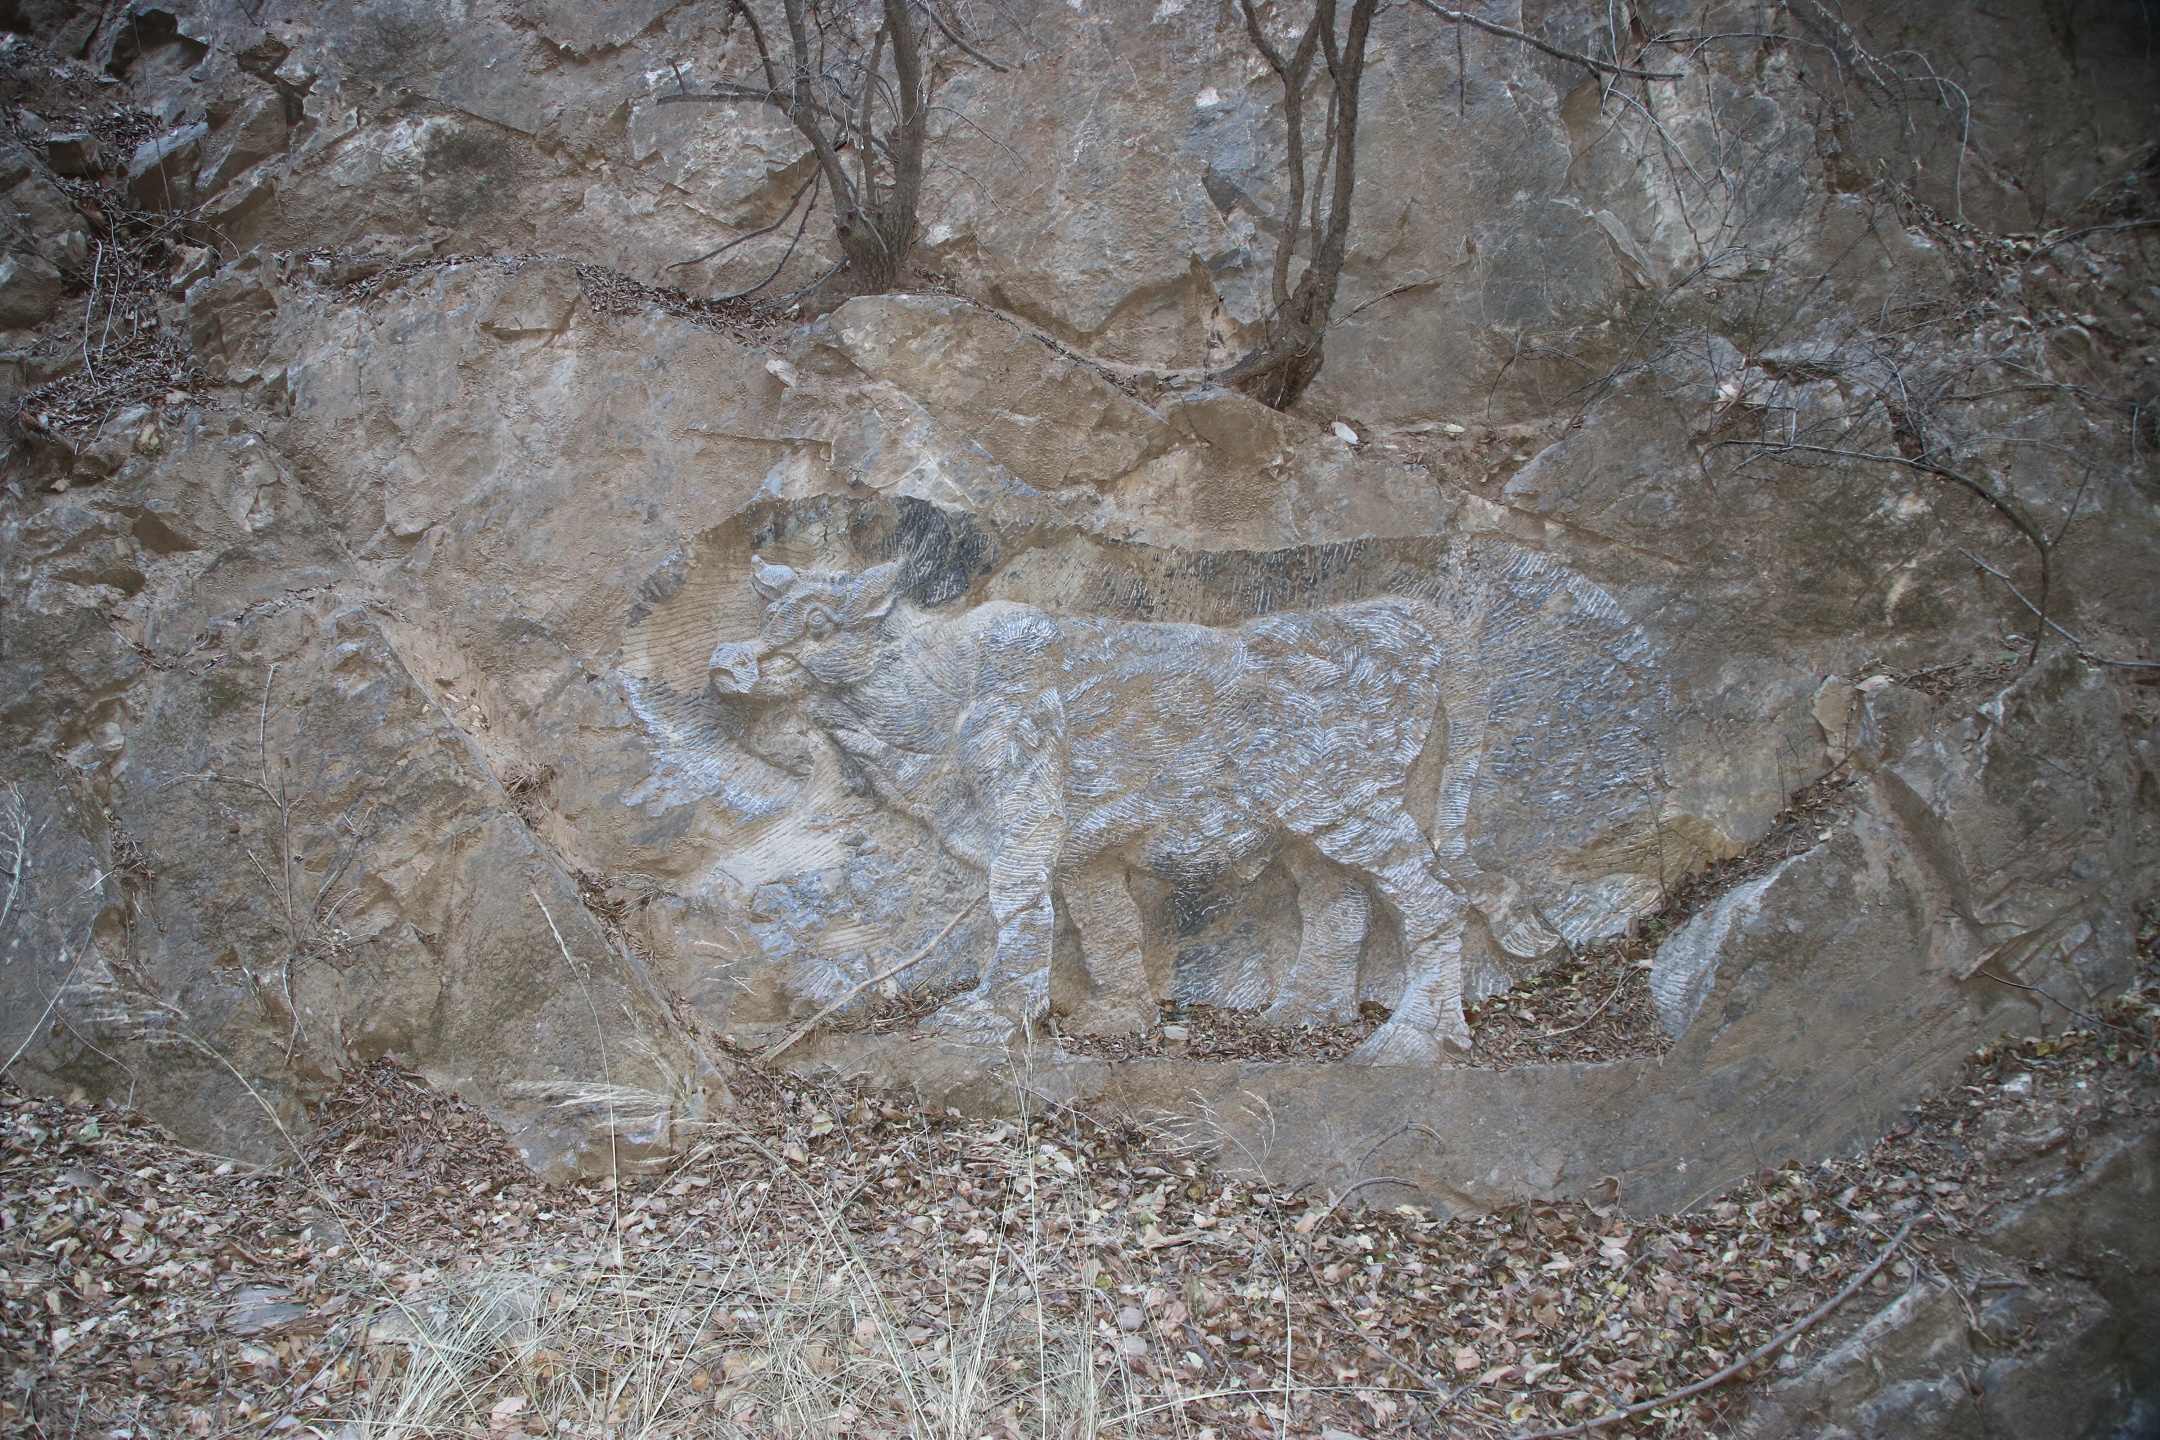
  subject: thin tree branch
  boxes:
[655,83,859,140]
[731,0,783,94]
[2036,218,2160,252]
[764,896,983,1060]
[1718,438,2050,576]
[1533,973,1628,1038]
[1225,0,1377,409]
[666,166,822,270]
[1,944,88,1079]
[856,18,887,197]
[709,175,826,301]
[1309,1174,1411,1230]
[1408,0,1685,80]
[1239,0,1324,314]
[1236,0,1295,74]
[782,0,868,216]
[1508,1217,1924,1439]
[1969,968,2141,1036]
[916,0,1008,72]
[776,260,845,308]
[1958,550,2160,671]
[1313,0,1375,298]
[1787,0,1895,94]
[1329,279,1432,329]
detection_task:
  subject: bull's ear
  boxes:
[749,554,797,603]
[844,562,902,623]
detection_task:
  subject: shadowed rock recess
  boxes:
[0,0,2155,1433]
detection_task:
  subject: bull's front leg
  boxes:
[1356,906,1470,1065]
[953,840,1058,1039]
[1305,811,1474,1065]
[945,690,1069,1042]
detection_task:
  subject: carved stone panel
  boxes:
[624,492,1672,1067]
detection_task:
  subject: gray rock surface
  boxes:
[1739,1125,2160,1439]
[0,0,2151,1268]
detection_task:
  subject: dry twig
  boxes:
[1507,1217,1924,1439]
[764,896,983,1060]
[1409,0,1685,79]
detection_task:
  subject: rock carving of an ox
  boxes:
[710,557,1562,1064]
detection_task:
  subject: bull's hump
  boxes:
[1266,596,1443,638]
[961,602,1068,653]
[1239,602,1442,666]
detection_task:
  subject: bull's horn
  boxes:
[749,554,797,601]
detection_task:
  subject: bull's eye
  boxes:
[805,607,835,640]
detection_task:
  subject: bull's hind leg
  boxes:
[1302,812,1472,1065]
[1263,846,1369,1025]
[1060,859,1156,1034]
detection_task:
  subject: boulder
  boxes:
[45,132,99,176]
[127,123,208,212]
[0,250,64,329]
[5,176,91,269]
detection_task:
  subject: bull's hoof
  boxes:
[1262,997,1357,1027]
[935,1005,1018,1045]
[1490,912,1565,961]
[1348,1019,1468,1067]
[1062,1003,1157,1038]
[1465,872,1566,960]
[931,985,1032,1046]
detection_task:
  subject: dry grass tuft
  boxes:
[5,938,2156,1439]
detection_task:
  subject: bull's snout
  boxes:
[709,640,763,695]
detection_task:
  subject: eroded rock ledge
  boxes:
[0,0,2151,1268]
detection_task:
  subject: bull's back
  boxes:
[1225,600,1449,808]
[1055,598,1448,847]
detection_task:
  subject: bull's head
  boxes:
[709,555,902,699]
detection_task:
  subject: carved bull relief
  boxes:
[709,555,1570,1065]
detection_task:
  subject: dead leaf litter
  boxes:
[6,943,2154,1440]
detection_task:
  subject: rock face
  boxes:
[709,553,1625,1062]
[0,0,2154,1259]
[1742,1124,2160,1440]
[801,657,2140,1218]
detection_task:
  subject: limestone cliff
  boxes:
[0,0,2152,1229]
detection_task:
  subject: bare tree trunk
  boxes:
[659,0,974,307]
[1226,0,1668,410]
[826,0,926,295]
[1224,0,1379,411]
